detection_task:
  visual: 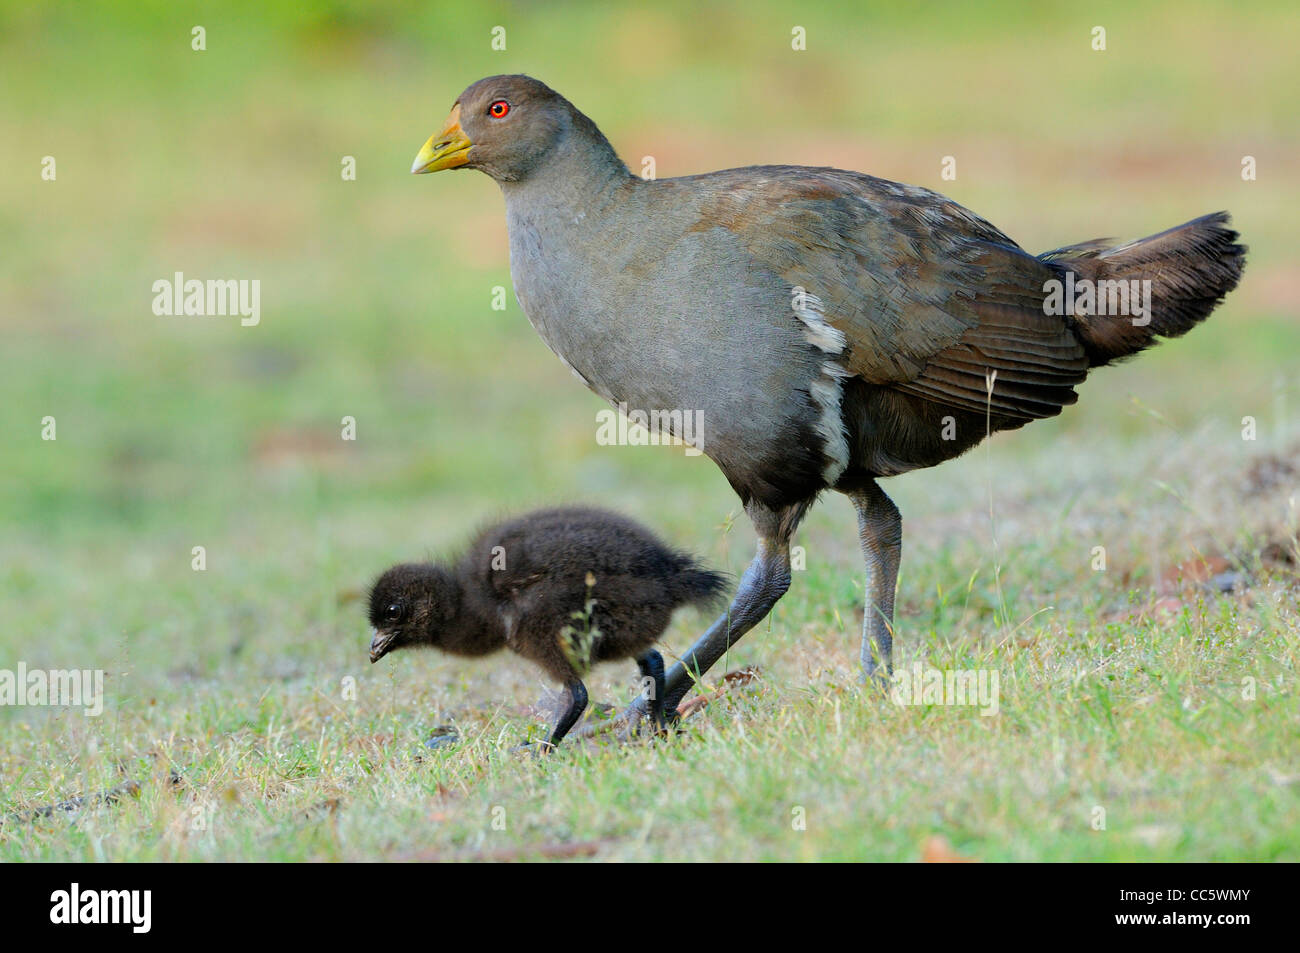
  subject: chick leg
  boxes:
[848,480,902,686]
[636,649,666,728]
[545,679,589,750]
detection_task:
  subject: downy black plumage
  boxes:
[368,507,725,749]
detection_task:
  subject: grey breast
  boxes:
[504,177,832,475]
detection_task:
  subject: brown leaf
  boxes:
[675,667,761,720]
[1160,554,1231,593]
[921,835,979,863]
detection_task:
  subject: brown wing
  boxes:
[690,166,1088,421]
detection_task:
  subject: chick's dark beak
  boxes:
[369,628,396,664]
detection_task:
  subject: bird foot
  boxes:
[569,693,673,744]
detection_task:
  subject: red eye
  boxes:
[488,100,510,118]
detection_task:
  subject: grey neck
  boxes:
[498,120,633,214]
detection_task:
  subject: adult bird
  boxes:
[409,74,1245,724]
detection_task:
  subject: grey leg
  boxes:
[848,480,902,684]
[571,499,809,741]
[660,499,808,714]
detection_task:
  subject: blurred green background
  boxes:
[0,0,1297,860]
[2,0,1295,546]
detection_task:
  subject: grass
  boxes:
[1,0,1298,861]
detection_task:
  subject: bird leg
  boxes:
[659,538,791,714]
[636,649,667,729]
[569,500,807,743]
[659,499,808,715]
[848,480,902,687]
[544,679,589,751]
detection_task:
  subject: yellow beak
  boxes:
[411,103,472,174]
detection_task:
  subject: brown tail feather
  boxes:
[1039,212,1247,367]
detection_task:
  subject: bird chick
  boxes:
[367,507,726,750]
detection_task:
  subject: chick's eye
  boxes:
[488,100,510,119]
[384,604,401,622]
